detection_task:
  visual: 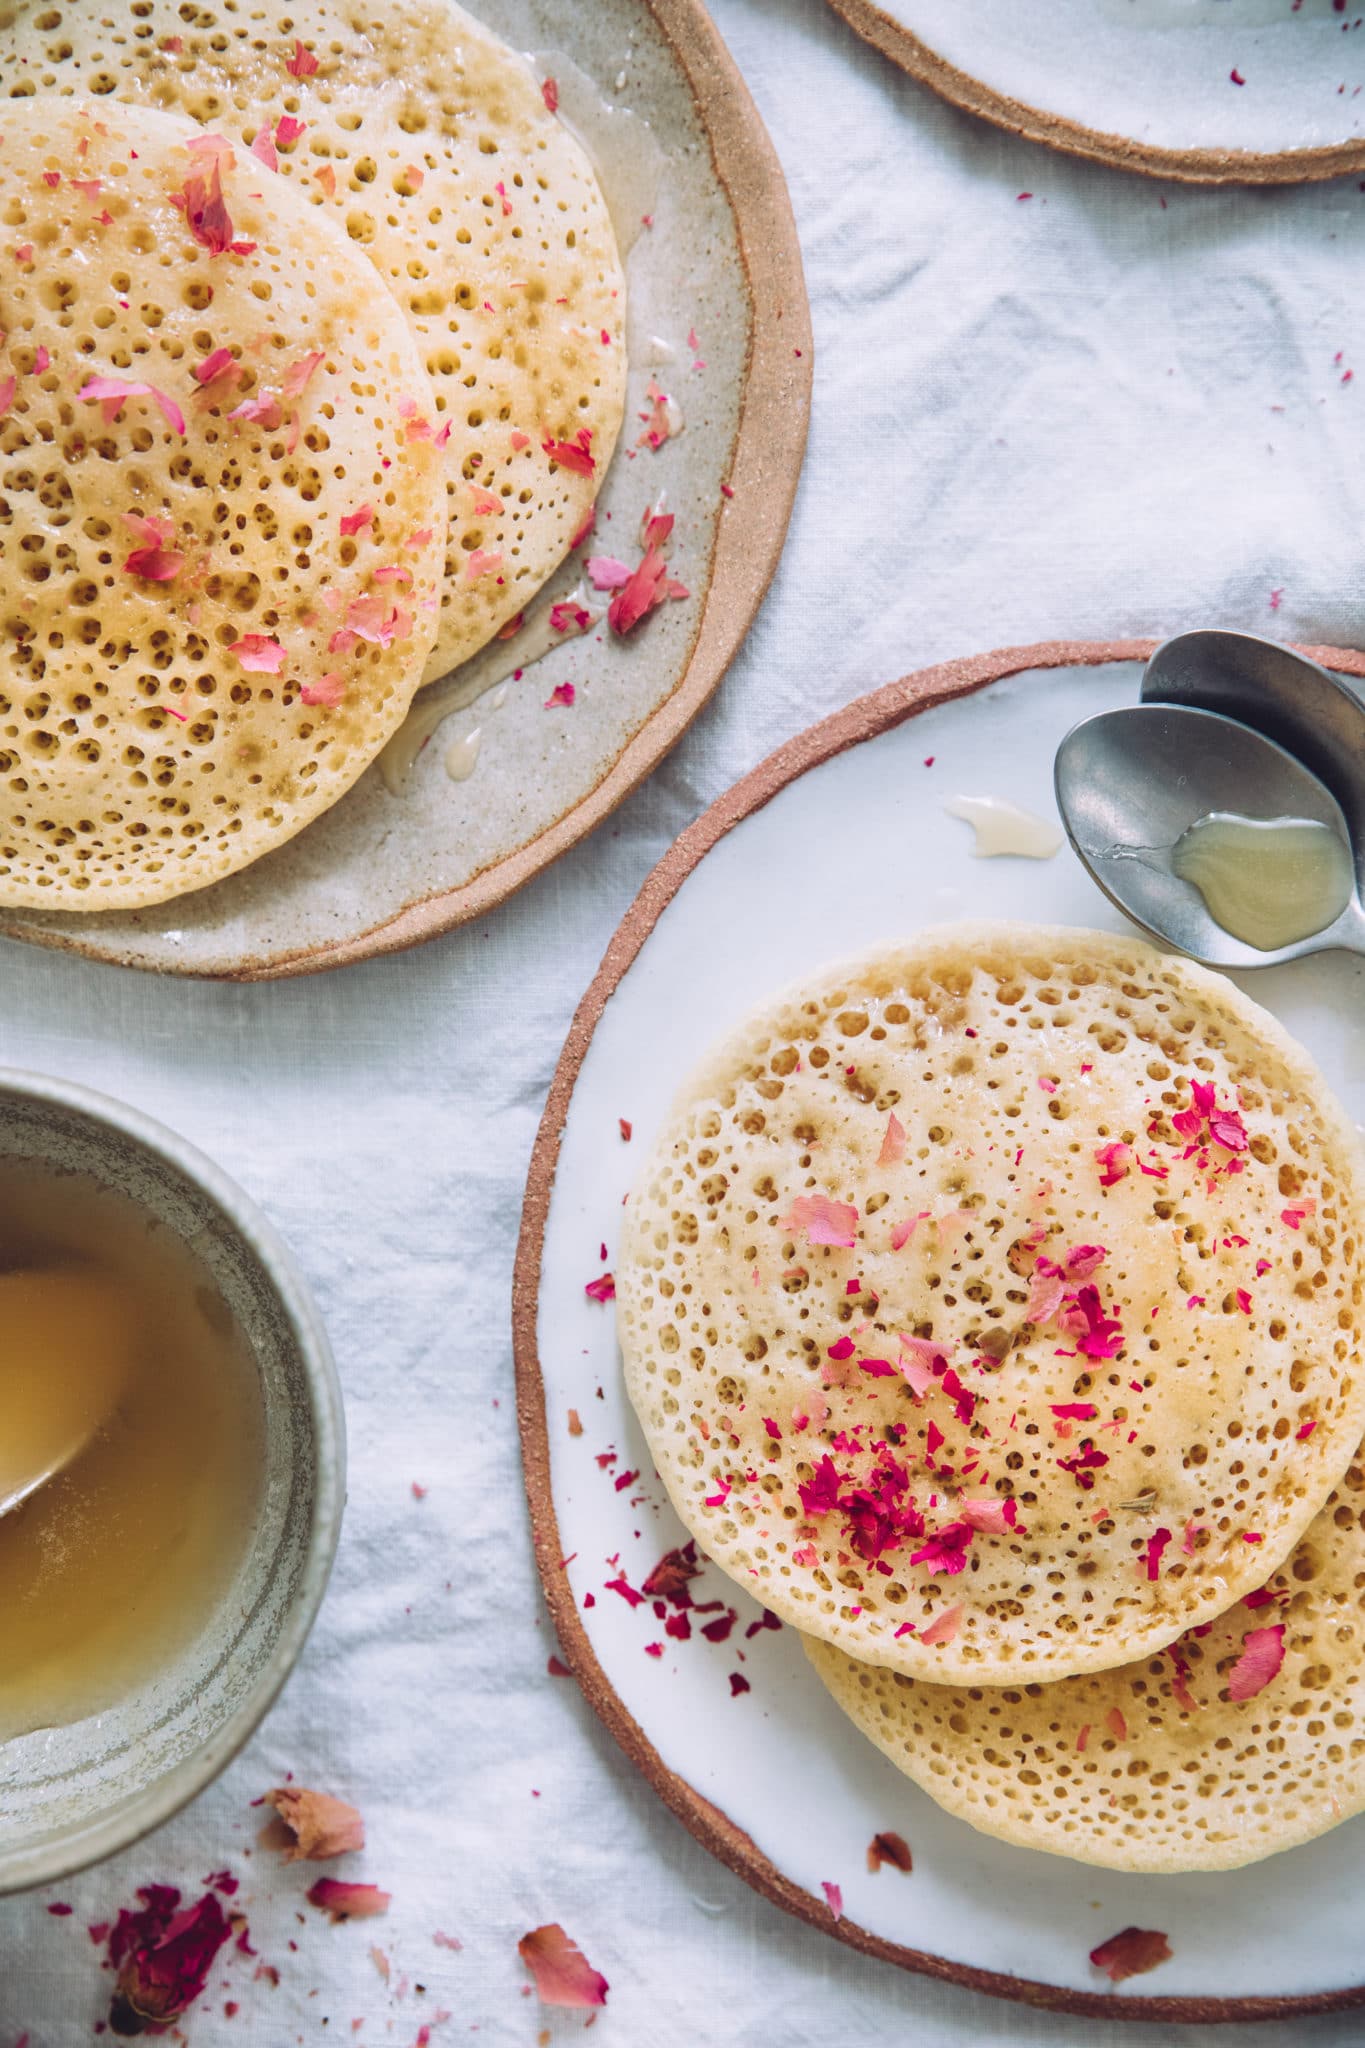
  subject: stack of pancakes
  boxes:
[0,1,625,908]
[618,925,1365,1872]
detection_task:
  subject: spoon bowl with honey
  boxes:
[1054,701,1365,969]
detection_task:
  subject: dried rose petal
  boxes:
[108,1889,231,2034]
[866,1831,912,1874]
[1095,1141,1133,1187]
[228,633,285,673]
[778,1193,858,1249]
[171,154,256,258]
[1143,1527,1173,1581]
[123,545,185,582]
[307,1879,391,1923]
[78,376,186,436]
[281,349,325,401]
[907,1521,974,1576]
[517,1924,608,2008]
[121,511,177,550]
[266,1786,365,1861]
[1089,1927,1172,1983]
[1226,1622,1285,1703]
[541,429,595,477]
[918,1603,963,1647]
[586,554,631,590]
[300,671,344,708]
[959,1496,1016,1536]
[877,1112,906,1166]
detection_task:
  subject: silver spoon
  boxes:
[1054,701,1365,968]
[1142,629,1365,849]
[0,1269,131,1518]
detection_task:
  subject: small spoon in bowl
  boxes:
[1054,702,1365,969]
[0,1268,133,1519]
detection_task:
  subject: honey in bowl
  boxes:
[0,1158,266,1747]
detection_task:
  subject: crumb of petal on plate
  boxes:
[1090,1927,1172,1983]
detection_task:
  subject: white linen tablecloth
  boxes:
[5,2,1365,2040]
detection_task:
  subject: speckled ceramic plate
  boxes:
[0,0,809,980]
[827,0,1365,185]
[516,638,1365,2021]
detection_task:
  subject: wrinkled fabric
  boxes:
[4,0,1365,2039]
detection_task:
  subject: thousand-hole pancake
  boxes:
[805,1442,1365,1872]
[0,0,628,686]
[617,926,1365,1686]
[0,98,447,909]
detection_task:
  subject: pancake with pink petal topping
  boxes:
[807,1440,1365,1870]
[0,0,626,687]
[617,925,1365,1685]
[0,99,446,909]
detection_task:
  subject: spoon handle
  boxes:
[1329,900,1365,958]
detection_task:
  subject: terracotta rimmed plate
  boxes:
[0,0,809,981]
[515,636,1365,2022]
[826,0,1365,186]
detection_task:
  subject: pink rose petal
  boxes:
[518,1924,608,2008]
[1226,1623,1285,1703]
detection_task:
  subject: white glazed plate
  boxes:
[825,0,1365,184]
[518,641,1365,2020]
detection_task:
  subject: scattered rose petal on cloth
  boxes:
[307,1880,391,1922]
[106,1886,232,2034]
[518,1924,608,2008]
[266,1787,365,1861]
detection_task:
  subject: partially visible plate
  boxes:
[516,636,1365,2021]
[0,0,809,979]
[827,0,1365,184]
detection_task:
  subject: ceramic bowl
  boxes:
[0,1070,344,1895]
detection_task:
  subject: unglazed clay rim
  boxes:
[514,635,1365,2022]
[4,0,811,984]
[0,1068,345,1896]
[824,0,1365,187]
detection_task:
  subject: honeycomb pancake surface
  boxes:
[806,1448,1365,1873]
[0,0,628,685]
[0,98,446,910]
[617,925,1365,1685]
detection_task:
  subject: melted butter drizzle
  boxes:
[380,584,601,795]
[531,48,664,259]
[945,795,1063,860]
[445,728,482,784]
